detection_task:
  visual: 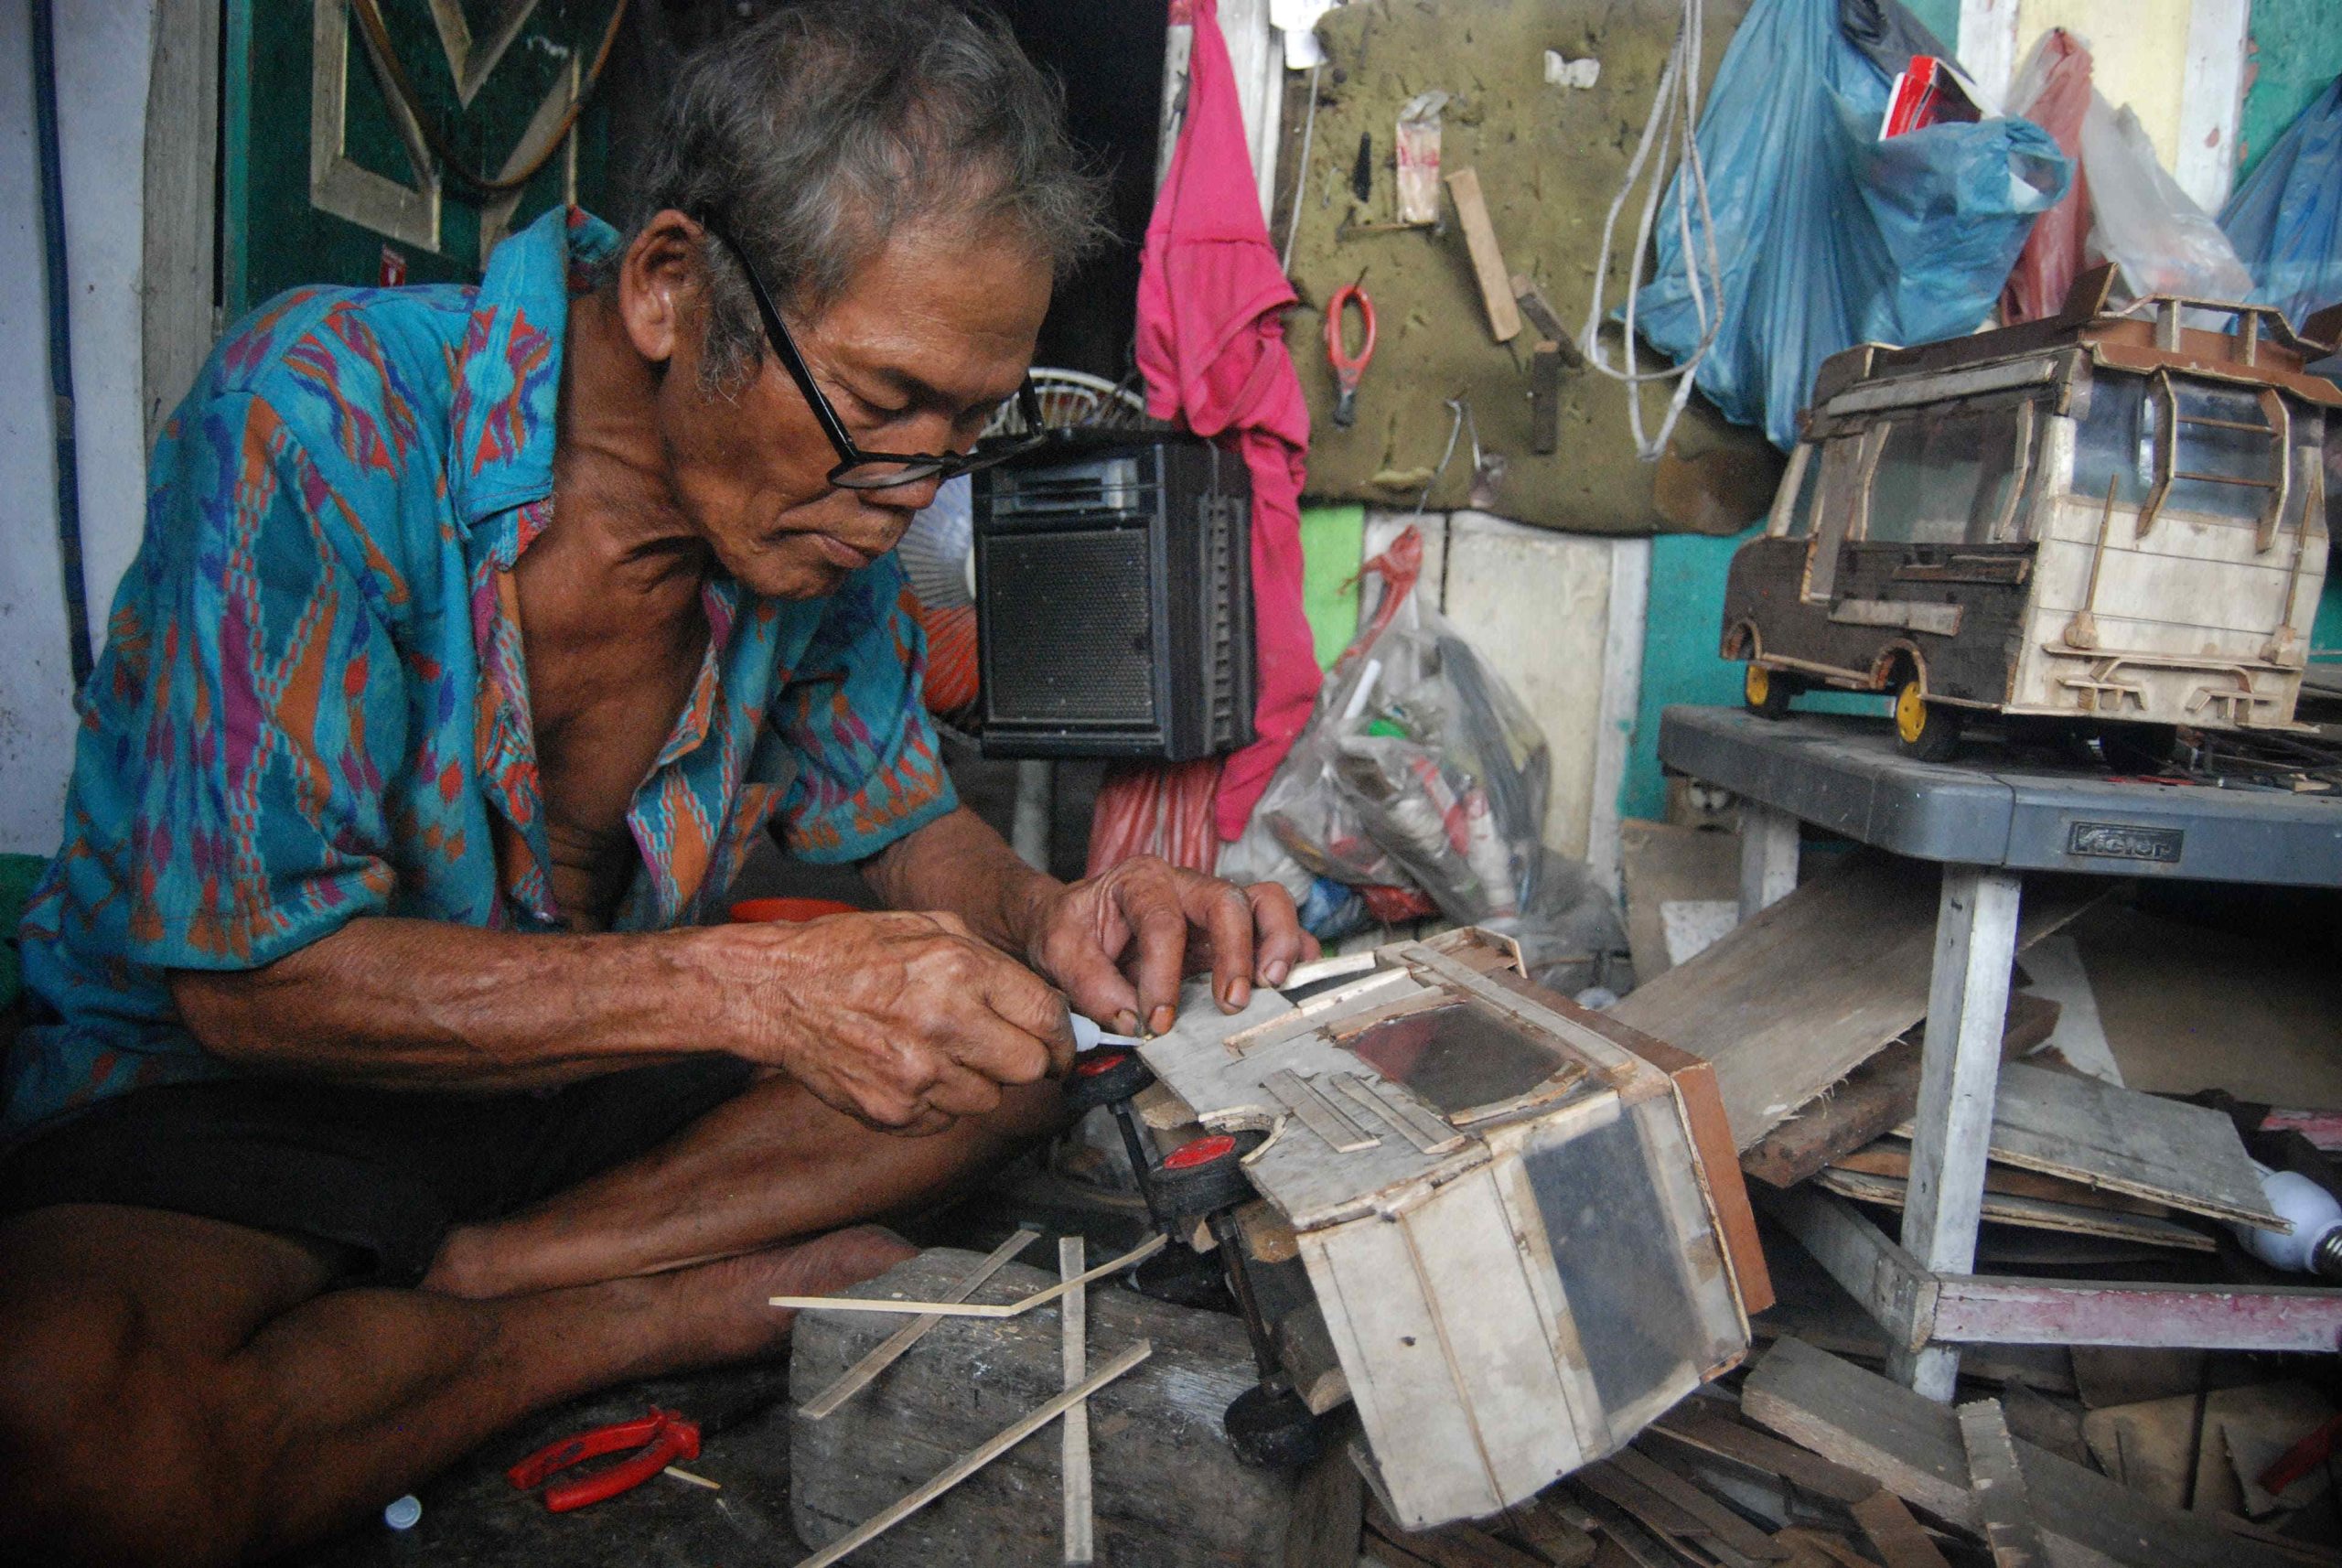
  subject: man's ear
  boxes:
[616,209,705,368]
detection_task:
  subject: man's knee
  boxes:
[0,1243,254,1565]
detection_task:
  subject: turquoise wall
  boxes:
[1619,526,1884,824]
[2239,0,2342,183]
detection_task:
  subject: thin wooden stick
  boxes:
[1059,1237,1092,1565]
[793,1339,1153,1568]
[771,1233,1166,1319]
[661,1465,721,1491]
[798,1230,1040,1419]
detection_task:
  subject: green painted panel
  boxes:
[223,1,616,316]
[1298,504,1366,670]
[1901,0,1961,57]
[1619,526,1884,823]
[2239,0,2342,185]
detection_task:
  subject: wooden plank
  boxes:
[1442,167,1521,341]
[1957,1402,2047,1568]
[799,1230,1040,1419]
[1737,803,1800,920]
[1810,1166,2218,1251]
[1846,1490,1951,1568]
[797,1339,1153,1568]
[1894,864,2023,1399]
[772,1234,1166,1316]
[1647,1406,1879,1506]
[793,1251,1351,1566]
[1058,1238,1092,1566]
[1739,1337,2290,1568]
[1740,993,2063,1190]
[1611,854,2096,1151]
[1266,1068,1380,1152]
[1604,1447,1788,1562]
[1830,1140,2166,1215]
[1892,1060,2283,1230]
[1503,1498,1597,1567]
[1367,1498,1547,1568]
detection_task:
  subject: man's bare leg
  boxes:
[427,1074,1064,1298]
[0,1203,911,1567]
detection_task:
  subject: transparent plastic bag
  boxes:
[1256,528,1552,924]
[2080,92,2254,302]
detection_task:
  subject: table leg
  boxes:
[1737,802,1799,922]
[1012,759,1055,872]
[1886,865,2023,1401]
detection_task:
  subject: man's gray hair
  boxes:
[631,0,1109,388]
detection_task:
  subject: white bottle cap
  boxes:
[383,1494,423,1530]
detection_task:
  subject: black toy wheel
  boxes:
[1150,1131,1262,1221]
[1129,1243,1237,1309]
[1892,679,1963,763]
[2098,722,2180,776]
[1744,662,1798,719]
[1063,1046,1155,1113]
[1223,1383,1327,1470]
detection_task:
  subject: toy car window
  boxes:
[1779,445,1822,538]
[2165,385,2283,521]
[1338,1001,1572,1117]
[1864,404,2024,545]
[2074,374,2279,523]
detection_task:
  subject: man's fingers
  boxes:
[977,958,1080,1077]
[923,1060,1005,1121]
[1122,875,1194,1036]
[944,1005,1057,1089]
[1242,882,1312,988]
[1044,939,1142,1042]
[1191,880,1259,1014]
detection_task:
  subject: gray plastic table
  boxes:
[1659,705,2342,1399]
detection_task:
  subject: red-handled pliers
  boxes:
[1325,282,1376,429]
[508,1407,704,1512]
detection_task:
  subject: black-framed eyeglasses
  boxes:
[702,218,1047,492]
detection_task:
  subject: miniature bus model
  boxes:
[1721,267,2339,761]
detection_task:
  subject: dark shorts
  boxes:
[0,1057,757,1287]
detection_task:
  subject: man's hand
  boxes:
[706,910,1077,1136]
[1021,856,1317,1039]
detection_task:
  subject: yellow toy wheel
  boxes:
[1744,662,1795,719]
[1892,678,1961,762]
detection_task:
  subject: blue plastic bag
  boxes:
[1636,0,2070,450]
[2221,76,2342,331]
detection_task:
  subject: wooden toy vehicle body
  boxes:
[1721,268,2340,760]
[1134,929,1769,1530]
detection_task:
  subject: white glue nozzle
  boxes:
[1069,1015,1141,1053]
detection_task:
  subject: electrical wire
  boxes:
[1578,0,1724,462]
[348,0,631,198]
[1281,62,1323,275]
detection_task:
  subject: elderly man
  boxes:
[0,6,1308,1562]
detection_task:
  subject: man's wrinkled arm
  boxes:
[858,805,1057,957]
[170,918,751,1091]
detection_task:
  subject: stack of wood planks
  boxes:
[1616,851,2286,1256]
[1359,1337,2335,1568]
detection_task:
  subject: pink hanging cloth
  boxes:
[1137,0,1320,843]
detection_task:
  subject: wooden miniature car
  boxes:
[1133,929,1769,1529]
[1722,267,2339,761]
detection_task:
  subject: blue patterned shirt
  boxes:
[6,207,957,1137]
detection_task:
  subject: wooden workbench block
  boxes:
[790,1248,1362,1567]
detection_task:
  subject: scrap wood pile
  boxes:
[1363,1337,2339,1568]
[1613,847,2305,1257]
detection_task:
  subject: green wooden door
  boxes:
[222,0,618,316]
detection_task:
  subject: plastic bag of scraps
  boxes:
[1637,0,2069,451]
[1255,526,1551,926]
[2222,75,2342,330]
